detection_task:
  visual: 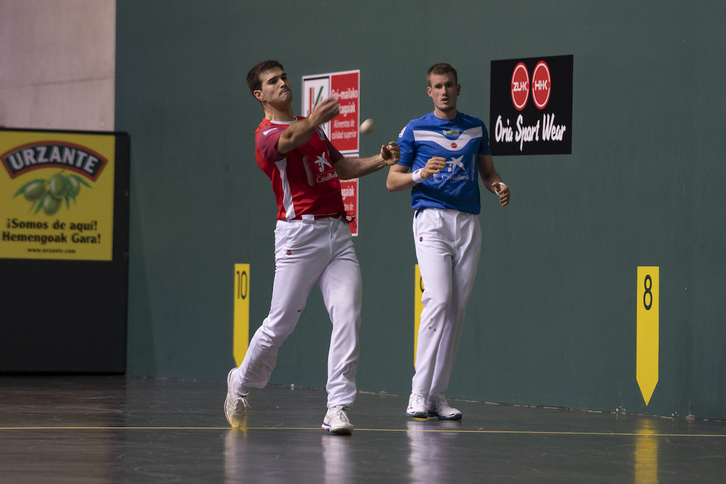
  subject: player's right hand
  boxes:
[422,157,447,179]
[310,98,340,125]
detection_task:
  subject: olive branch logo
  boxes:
[13,170,92,216]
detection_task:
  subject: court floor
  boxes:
[0,376,724,483]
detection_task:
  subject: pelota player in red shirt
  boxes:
[224,60,399,435]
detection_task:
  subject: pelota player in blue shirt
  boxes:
[387,63,511,420]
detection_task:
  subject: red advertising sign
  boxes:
[302,70,360,154]
[302,70,361,235]
[330,73,359,152]
[340,178,358,236]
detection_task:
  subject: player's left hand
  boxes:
[493,182,510,207]
[381,141,400,165]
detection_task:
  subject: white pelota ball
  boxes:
[360,118,375,135]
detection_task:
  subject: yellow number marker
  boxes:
[234,264,250,367]
[637,267,659,406]
[414,264,424,365]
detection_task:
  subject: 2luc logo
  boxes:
[510,63,529,111]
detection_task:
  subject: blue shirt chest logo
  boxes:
[412,126,483,152]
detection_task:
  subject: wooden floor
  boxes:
[0,375,724,483]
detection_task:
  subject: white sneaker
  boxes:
[322,406,354,435]
[427,397,462,420]
[406,393,428,418]
[224,368,249,428]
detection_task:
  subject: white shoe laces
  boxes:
[331,407,350,423]
[231,394,249,413]
[410,394,427,410]
[433,397,449,410]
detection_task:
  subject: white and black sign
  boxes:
[490,55,573,156]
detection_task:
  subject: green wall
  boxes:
[116,1,726,420]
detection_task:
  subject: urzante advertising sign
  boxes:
[490,55,573,156]
[0,128,129,374]
[0,131,116,261]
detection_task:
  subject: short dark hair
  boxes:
[246,60,284,96]
[426,63,458,86]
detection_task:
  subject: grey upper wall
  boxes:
[0,0,115,131]
[116,1,726,419]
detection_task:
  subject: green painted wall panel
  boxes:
[116,0,726,419]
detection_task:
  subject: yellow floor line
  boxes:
[0,426,724,438]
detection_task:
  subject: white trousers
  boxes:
[412,209,482,400]
[233,216,362,408]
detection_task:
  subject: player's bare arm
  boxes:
[335,141,400,180]
[276,98,341,154]
[477,154,510,206]
[386,156,446,192]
